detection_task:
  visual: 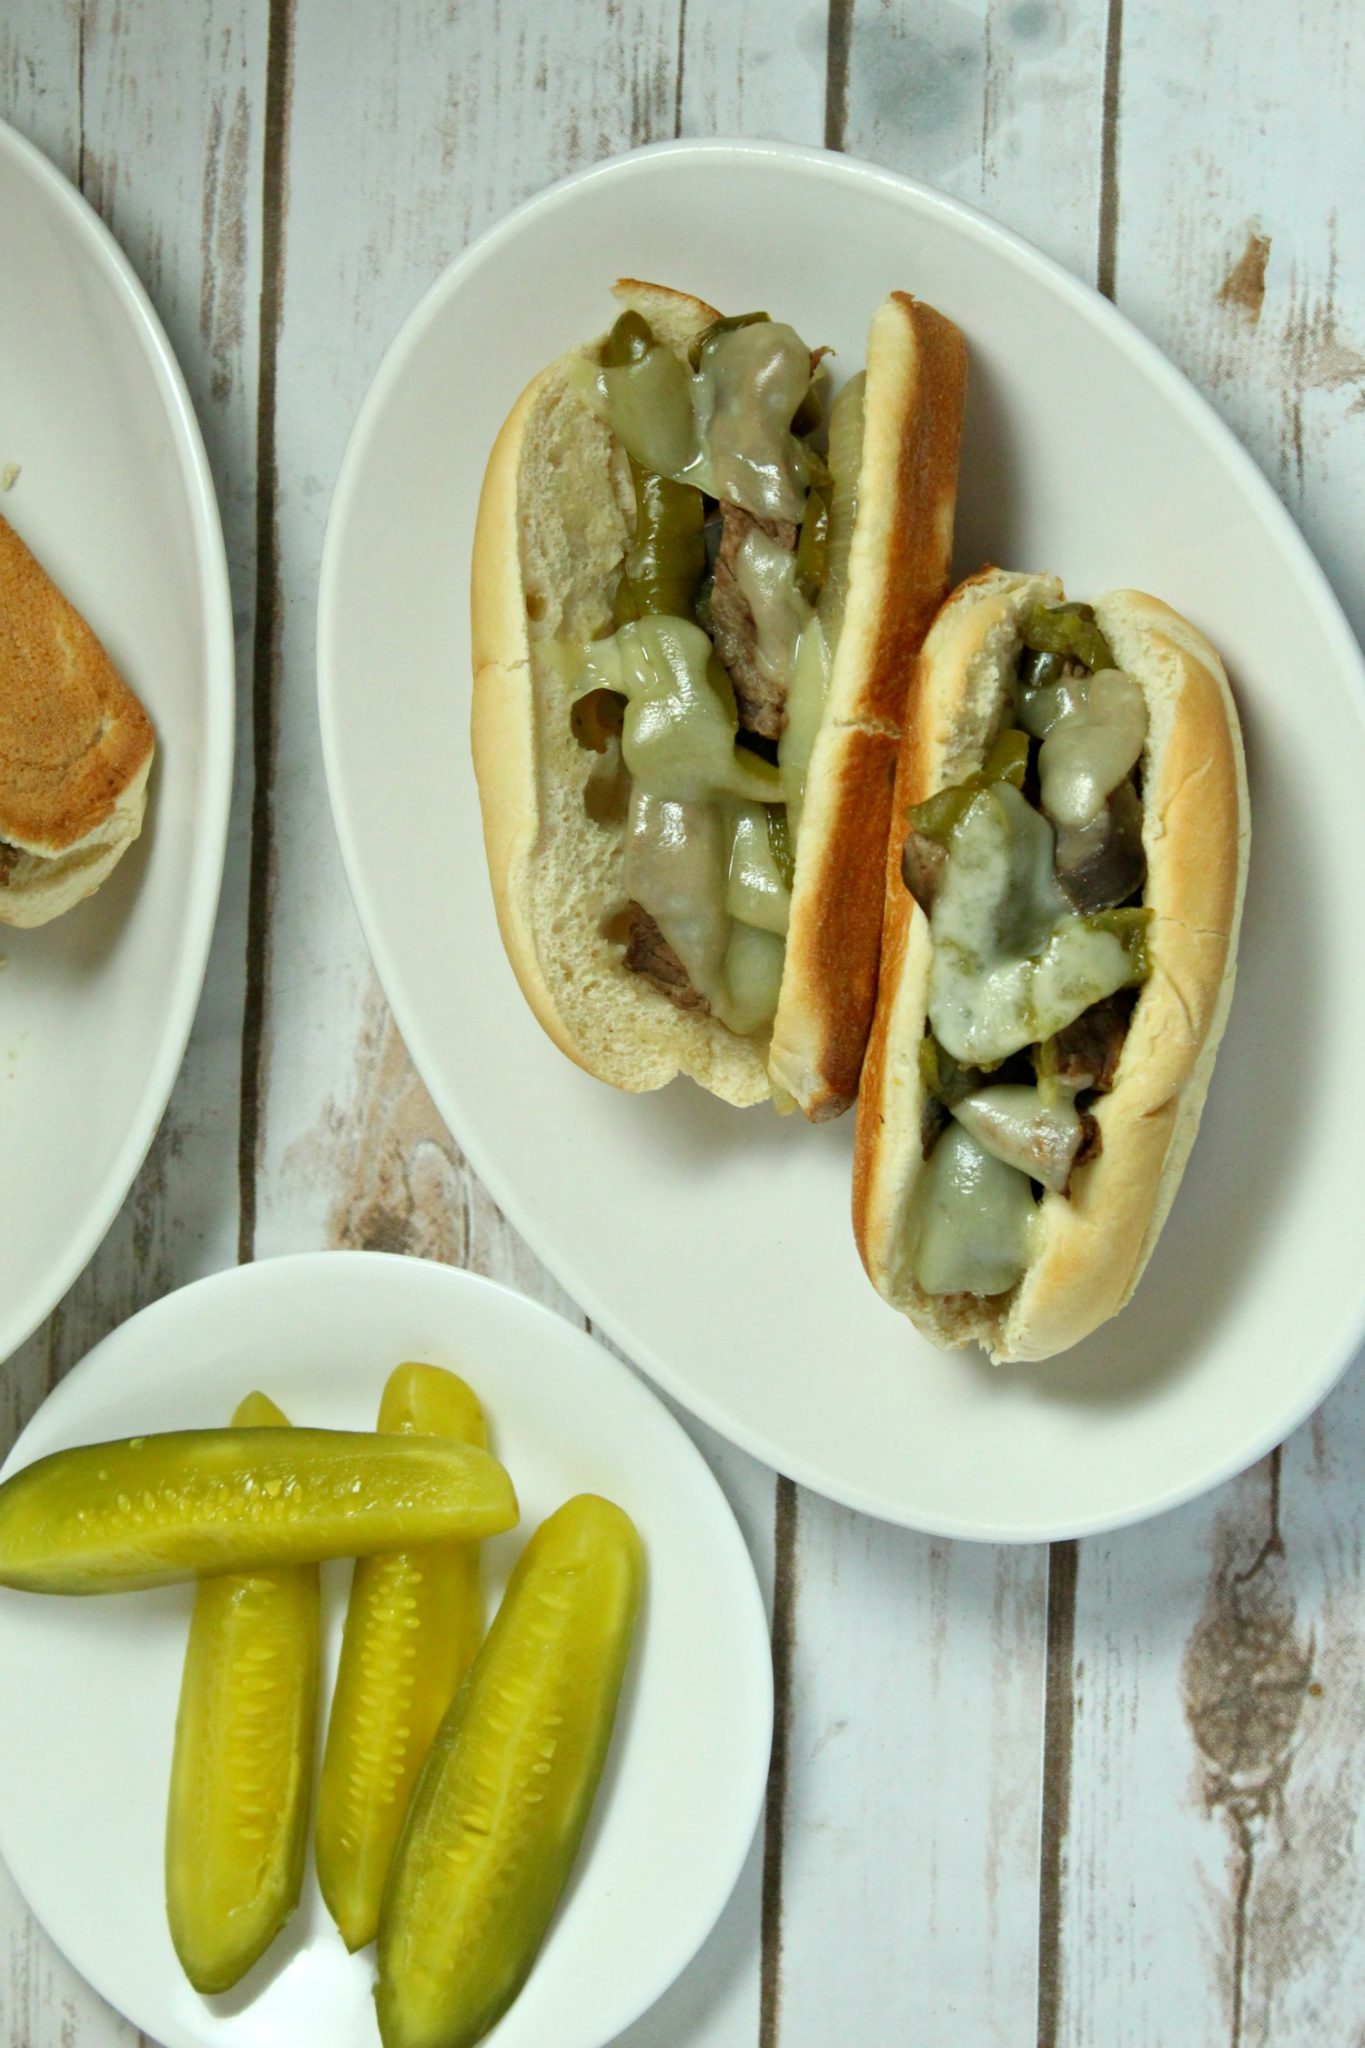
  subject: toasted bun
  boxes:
[769,293,966,1119]
[0,513,155,928]
[472,284,965,1109]
[853,571,1249,1361]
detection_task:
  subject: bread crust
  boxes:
[0,512,154,927]
[853,572,1249,1362]
[770,293,967,1119]
[472,284,965,1110]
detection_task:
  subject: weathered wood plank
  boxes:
[676,0,825,141]
[0,2,267,2041]
[1109,0,1365,635]
[831,0,1110,274]
[253,0,691,1285]
[254,6,779,2046]
[1057,1475,1274,2047]
[1047,0,1365,2039]
[0,4,77,176]
[4,8,1362,2048]
[752,9,1113,2042]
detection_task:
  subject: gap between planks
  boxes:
[759,13,850,2037]
[237,0,295,1265]
[1035,14,1123,2039]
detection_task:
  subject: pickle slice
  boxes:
[0,1428,517,1594]
[376,1494,644,2048]
[165,1393,320,1994]
[317,1364,488,1953]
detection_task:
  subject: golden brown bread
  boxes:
[853,571,1249,1361]
[769,292,966,1117]
[0,512,154,927]
[471,283,966,1112]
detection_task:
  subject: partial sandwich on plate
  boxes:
[0,510,155,928]
[854,570,1249,1361]
[471,279,967,1118]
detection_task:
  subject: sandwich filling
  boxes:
[903,602,1152,1300]
[557,308,862,1037]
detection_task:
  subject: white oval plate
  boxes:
[0,1253,771,2048]
[318,139,1365,1541]
[0,121,233,1363]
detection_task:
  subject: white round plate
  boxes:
[0,120,233,1363]
[0,1253,771,2048]
[318,139,1365,1542]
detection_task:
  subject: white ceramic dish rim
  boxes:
[0,118,235,1368]
[0,1250,774,2048]
[317,137,1365,1544]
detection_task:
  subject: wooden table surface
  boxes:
[3,4,1364,2045]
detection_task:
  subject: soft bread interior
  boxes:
[852,573,1249,1363]
[471,280,772,1105]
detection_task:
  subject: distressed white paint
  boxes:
[0,4,265,2041]
[836,0,1110,275]
[1050,3,1365,2041]
[255,4,774,2043]
[677,1,826,141]
[781,1501,1047,2045]
[2,3,1364,2046]
[1116,0,1365,623]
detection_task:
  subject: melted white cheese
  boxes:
[928,784,1138,1064]
[910,1123,1037,1297]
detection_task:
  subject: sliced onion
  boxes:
[1038,668,1147,830]
[950,1086,1084,1196]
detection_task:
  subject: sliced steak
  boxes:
[623,902,710,1015]
[1051,993,1132,1095]
[709,502,798,743]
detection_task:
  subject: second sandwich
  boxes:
[854,570,1249,1361]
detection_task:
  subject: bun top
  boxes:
[0,512,154,855]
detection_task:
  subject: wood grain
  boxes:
[1113,0,1365,628]
[1043,0,1365,2039]
[834,0,1110,274]
[779,1498,1048,2045]
[251,8,775,2046]
[0,6,267,2042]
[677,0,825,140]
[768,10,1112,2043]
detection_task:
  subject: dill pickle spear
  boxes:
[166,1393,320,1994]
[318,1364,488,1953]
[0,1428,517,1594]
[376,1494,644,2048]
